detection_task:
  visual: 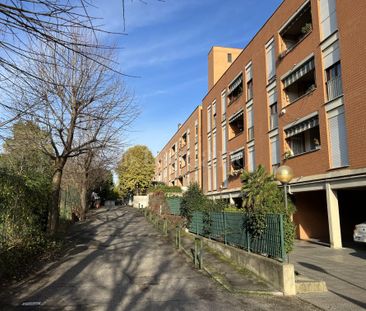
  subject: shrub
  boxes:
[241,165,296,253]
[180,183,207,224]
[148,191,169,214]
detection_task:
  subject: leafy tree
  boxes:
[241,165,296,253]
[117,145,155,196]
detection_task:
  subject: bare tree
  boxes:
[11,32,137,234]
[63,147,119,220]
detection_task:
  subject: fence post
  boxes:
[223,212,227,244]
[246,227,251,253]
[279,214,286,262]
[175,225,181,249]
[163,219,168,236]
[196,214,198,235]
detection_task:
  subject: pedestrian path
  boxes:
[291,240,366,311]
[0,206,318,310]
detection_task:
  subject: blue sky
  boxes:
[94,0,283,156]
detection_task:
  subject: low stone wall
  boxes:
[202,236,296,296]
[143,209,296,296]
[133,195,149,208]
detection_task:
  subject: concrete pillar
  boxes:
[325,183,342,249]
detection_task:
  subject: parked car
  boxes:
[353,222,366,243]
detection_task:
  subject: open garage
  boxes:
[338,188,366,246]
[293,190,329,243]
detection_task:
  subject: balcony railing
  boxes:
[326,77,343,101]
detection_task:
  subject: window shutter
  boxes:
[328,106,349,167]
[271,136,280,165]
[319,0,337,39]
[266,40,275,80]
[323,41,340,69]
[248,146,255,172]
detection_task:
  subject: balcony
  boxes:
[279,2,313,56]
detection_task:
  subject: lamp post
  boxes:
[275,165,294,210]
[275,165,294,262]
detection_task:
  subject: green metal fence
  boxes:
[60,187,81,220]
[188,211,285,261]
[166,197,182,215]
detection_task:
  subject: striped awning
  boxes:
[285,116,319,138]
[283,58,315,88]
[230,150,244,162]
[228,109,244,123]
[228,74,243,94]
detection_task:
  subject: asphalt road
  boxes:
[1,206,320,311]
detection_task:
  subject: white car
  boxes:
[353,222,366,243]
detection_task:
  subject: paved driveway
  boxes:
[0,206,318,311]
[291,240,366,311]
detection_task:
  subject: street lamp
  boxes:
[275,165,294,210]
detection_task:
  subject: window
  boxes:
[268,87,278,130]
[195,144,198,168]
[171,144,176,154]
[230,150,244,172]
[213,162,217,191]
[285,116,321,156]
[270,103,278,130]
[212,101,217,129]
[248,146,255,173]
[181,132,187,148]
[228,74,243,104]
[247,106,254,141]
[180,154,187,168]
[227,53,232,63]
[221,91,227,119]
[266,39,276,82]
[228,110,244,139]
[326,61,342,101]
[208,165,212,192]
[319,0,337,40]
[207,107,211,132]
[280,2,312,53]
[213,132,217,159]
[222,124,227,154]
[222,158,228,188]
[246,64,253,101]
[208,136,211,161]
[270,135,280,172]
[195,120,199,141]
[328,106,348,168]
[283,57,316,103]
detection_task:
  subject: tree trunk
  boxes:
[48,158,66,235]
[80,172,88,221]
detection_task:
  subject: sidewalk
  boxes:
[0,206,318,310]
[290,240,366,311]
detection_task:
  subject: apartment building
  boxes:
[155,0,366,249]
[154,106,202,188]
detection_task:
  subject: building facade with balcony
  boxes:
[155,0,366,249]
[154,106,202,189]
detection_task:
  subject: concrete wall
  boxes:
[133,196,149,209]
[202,236,296,296]
[293,191,329,242]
